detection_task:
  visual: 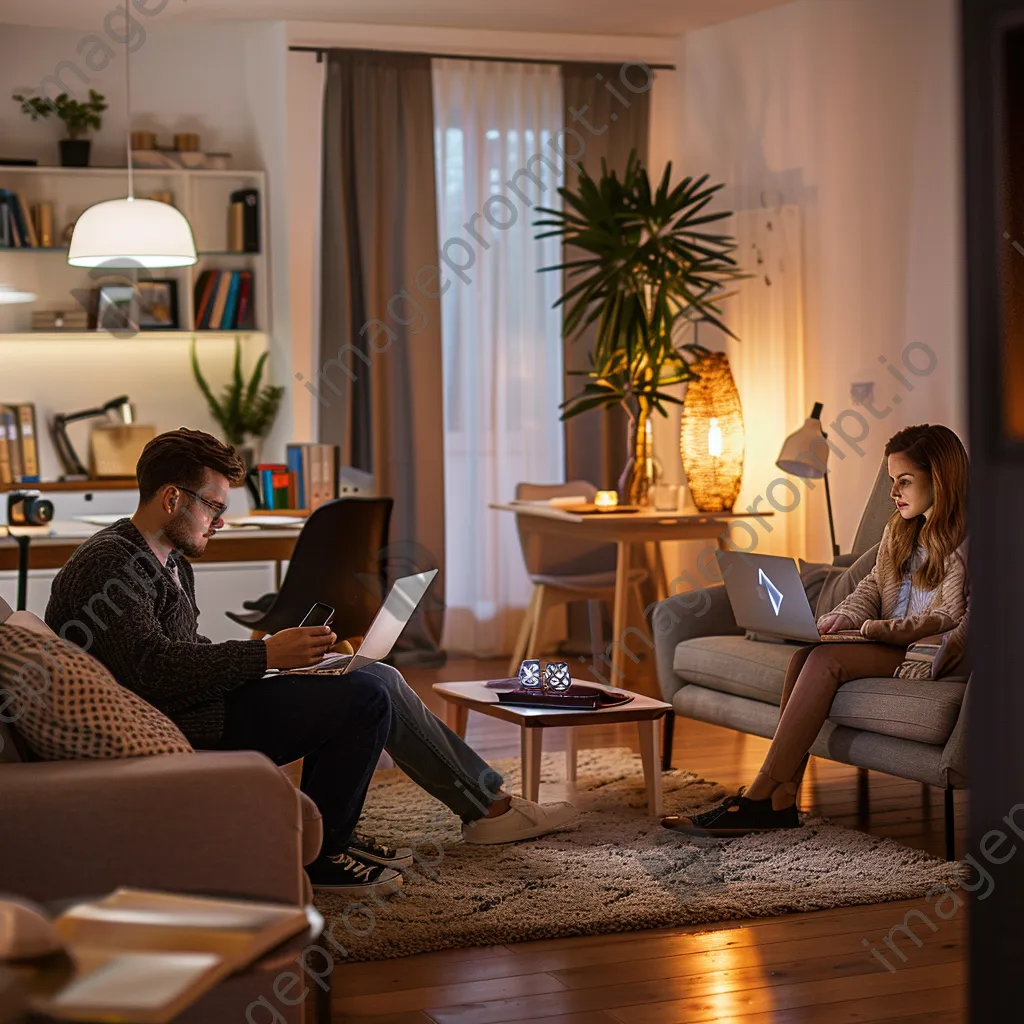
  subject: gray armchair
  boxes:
[651,462,969,860]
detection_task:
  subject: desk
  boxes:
[491,502,771,685]
[0,522,301,608]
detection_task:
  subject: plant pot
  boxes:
[59,139,91,167]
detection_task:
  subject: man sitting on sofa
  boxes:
[45,429,577,897]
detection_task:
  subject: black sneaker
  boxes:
[347,834,414,870]
[662,791,800,837]
[307,851,404,896]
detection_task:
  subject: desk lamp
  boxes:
[52,395,134,480]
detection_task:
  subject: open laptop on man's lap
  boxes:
[717,551,868,644]
[264,569,438,675]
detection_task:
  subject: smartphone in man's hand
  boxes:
[300,602,335,628]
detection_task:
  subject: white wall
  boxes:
[671,0,963,560]
[0,19,301,465]
[1,21,264,168]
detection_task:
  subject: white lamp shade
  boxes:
[777,416,831,478]
[0,283,37,304]
[67,197,197,269]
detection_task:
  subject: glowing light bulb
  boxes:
[707,417,723,458]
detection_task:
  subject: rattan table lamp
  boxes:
[679,352,745,512]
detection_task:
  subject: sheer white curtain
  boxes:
[432,59,565,655]
[724,205,808,559]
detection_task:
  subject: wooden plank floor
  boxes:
[329,656,967,1023]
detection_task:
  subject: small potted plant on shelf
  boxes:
[11,90,107,167]
[190,338,284,467]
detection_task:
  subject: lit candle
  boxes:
[595,490,619,510]
[707,417,723,458]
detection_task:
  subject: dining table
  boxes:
[491,500,772,687]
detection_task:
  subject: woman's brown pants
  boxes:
[760,642,906,788]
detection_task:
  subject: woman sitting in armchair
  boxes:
[665,422,969,836]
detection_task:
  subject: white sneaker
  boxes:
[461,796,580,845]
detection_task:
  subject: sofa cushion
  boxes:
[0,623,193,759]
[815,543,880,618]
[673,636,800,704]
[827,676,967,745]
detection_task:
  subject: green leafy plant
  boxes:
[190,339,284,445]
[535,150,748,422]
[12,89,107,139]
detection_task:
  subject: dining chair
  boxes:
[508,481,648,677]
[225,497,393,640]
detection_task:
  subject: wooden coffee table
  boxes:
[432,679,673,816]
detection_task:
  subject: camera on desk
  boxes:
[7,490,55,527]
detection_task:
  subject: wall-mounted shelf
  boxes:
[0,248,262,256]
[0,166,261,179]
[0,478,136,494]
[0,330,268,343]
[0,166,269,334]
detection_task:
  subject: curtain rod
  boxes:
[288,45,675,70]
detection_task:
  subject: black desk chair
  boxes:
[226,497,393,640]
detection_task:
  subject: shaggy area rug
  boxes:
[314,748,961,962]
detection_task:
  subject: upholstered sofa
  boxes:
[0,597,322,908]
[652,462,969,859]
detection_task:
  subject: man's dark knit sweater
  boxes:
[44,518,267,746]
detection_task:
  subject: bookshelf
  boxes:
[0,165,269,335]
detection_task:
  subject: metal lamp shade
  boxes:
[680,352,745,512]
[67,198,197,269]
[777,417,830,478]
[0,284,37,304]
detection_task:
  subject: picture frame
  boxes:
[135,279,179,330]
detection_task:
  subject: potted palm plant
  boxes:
[12,90,107,167]
[190,338,284,466]
[535,152,747,506]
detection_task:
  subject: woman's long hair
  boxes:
[883,424,968,590]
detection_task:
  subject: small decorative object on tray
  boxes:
[544,661,572,692]
[518,659,542,689]
[493,660,635,709]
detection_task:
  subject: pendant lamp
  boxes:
[67,21,196,269]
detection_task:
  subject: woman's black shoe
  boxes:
[662,791,800,837]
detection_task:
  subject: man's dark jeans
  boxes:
[214,671,391,855]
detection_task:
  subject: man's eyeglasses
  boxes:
[177,487,228,520]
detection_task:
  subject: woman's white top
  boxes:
[892,544,935,618]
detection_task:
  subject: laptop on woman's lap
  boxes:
[716,551,869,644]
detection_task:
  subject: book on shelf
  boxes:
[256,463,291,510]
[236,270,255,329]
[193,270,256,331]
[32,201,54,247]
[228,200,245,252]
[0,403,39,483]
[0,188,39,247]
[208,271,233,330]
[230,187,260,252]
[30,887,308,1024]
[282,443,339,511]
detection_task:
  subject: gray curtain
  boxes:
[319,49,446,664]
[560,63,652,490]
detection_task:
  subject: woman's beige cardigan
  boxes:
[817,522,969,679]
